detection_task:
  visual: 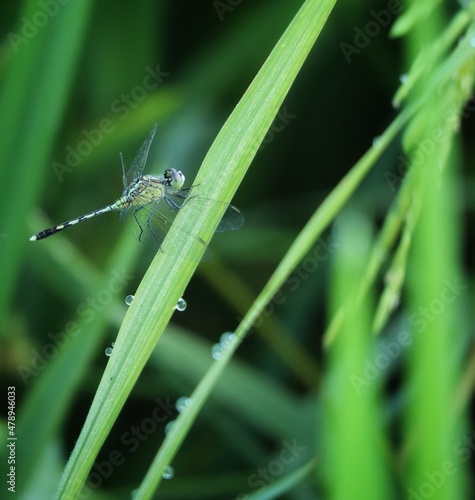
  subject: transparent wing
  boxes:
[123,124,157,187]
[173,188,244,233]
[120,194,210,259]
[119,188,243,259]
[215,204,244,233]
[120,197,181,252]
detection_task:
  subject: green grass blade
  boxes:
[53,0,337,498]
[246,459,316,499]
[16,229,141,496]
[0,0,93,330]
[401,16,474,500]
[322,212,392,498]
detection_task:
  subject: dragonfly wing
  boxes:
[124,124,157,186]
[120,200,172,250]
[119,185,243,260]
[172,191,244,233]
[120,196,209,259]
[215,204,244,232]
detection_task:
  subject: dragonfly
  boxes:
[30,125,243,256]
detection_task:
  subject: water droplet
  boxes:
[105,341,115,357]
[470,37,475,48]
[162,465,174,480]
[176,396,192,413]
[164,420,175,435]
[175,297,187,311]
[219,332,237,348]
[211,343,223,360]
[399,73,409,84]
[125,295,134,306]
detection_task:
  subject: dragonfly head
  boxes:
[164,169,185,190]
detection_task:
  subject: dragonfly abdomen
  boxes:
[29,201,126,241]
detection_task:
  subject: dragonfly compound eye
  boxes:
[167,168,185,190]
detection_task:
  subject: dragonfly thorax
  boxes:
[125,176,167,207]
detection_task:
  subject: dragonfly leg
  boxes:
[164,197,183,211]
[165,191,198,211]
[133,205,147,242]
[146,200,171,246]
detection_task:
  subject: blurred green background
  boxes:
[1,0,474,499]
